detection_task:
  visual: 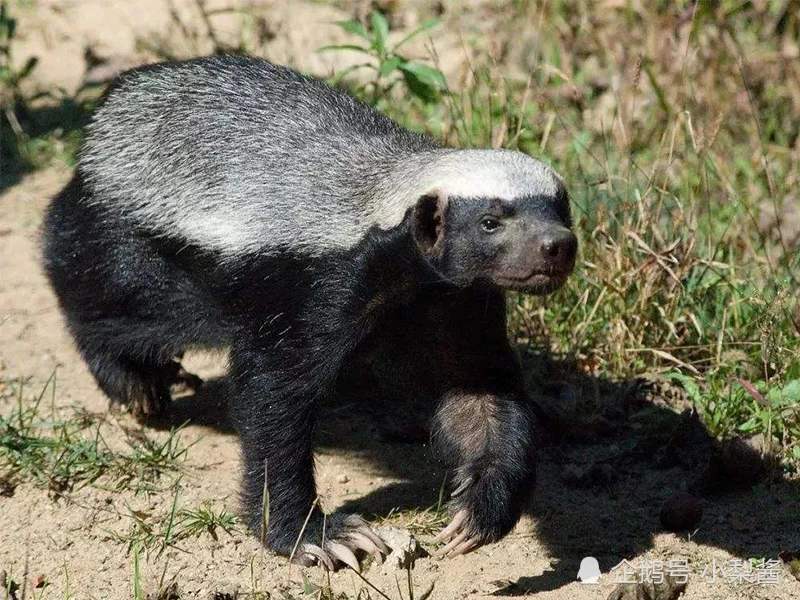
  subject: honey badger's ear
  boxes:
[412,190,447,255]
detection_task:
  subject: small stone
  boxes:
[660,492,702,532]
[337,474,349,484]
[373,526,426,571]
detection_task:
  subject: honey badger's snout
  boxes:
[493,223,577,293]
[534,225,577,275]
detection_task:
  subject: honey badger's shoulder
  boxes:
[78,55,438,258]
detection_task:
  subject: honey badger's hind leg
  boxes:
[71,323,203,420]
[42,176,210,419]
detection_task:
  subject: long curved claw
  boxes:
[435,509,468,543]
[346,531,384,558]
[292,515,390,571]
[447,537,478,557]
[292,553,317,568]
[434,509,481,558]
[326,540,360,572]
[350,521,390,555]
[435,530,469,557]
[297,544,335,571]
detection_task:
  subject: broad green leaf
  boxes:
[378,55,403,77]
[398,61,446,90]
[370,12,389,54]
[400,69,437,103]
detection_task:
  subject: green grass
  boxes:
[111,491,239,555]
[0,374,188,496]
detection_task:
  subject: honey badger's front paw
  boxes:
[292,514,389,571]
[435,470,526,558]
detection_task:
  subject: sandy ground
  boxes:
[2,2,800,599]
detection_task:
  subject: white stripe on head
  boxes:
[373,149,561,230]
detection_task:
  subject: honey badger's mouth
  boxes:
[494,268,572,294]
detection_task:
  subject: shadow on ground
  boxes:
[152,352,800,596]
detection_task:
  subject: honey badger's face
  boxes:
[413,182,577,295]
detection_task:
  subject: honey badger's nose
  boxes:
[539,227,577,270]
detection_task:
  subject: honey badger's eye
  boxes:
[480,217,502,233]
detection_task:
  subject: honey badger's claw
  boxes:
[297,544,335,571]
[435,509,468,543]
[344,515,390,555]
[346,531,385,558]
[435,509,480,558]
[435,530,467,557]
[293,516,389,571]
[448,537,479,557]
[166,360,203,392]
[326,540,360,571]
[175,367,204,391]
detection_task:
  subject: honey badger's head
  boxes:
[410,149,577,295]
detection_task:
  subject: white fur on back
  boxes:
[79,58,562,260]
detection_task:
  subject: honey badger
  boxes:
[42,55,577,569]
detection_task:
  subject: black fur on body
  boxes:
[42,56,576,566]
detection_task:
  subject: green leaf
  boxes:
[781,379,800,403]
[370,12,389,54]
[335,19,369,40]
[317,43,371,55]
[665,371,703,405]
[302,573,321,594]
[399,61,447,90]
[328,62,375,86]
[378,55,403,77]
[400,71,437,103]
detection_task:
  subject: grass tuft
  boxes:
[0,375,188,496]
